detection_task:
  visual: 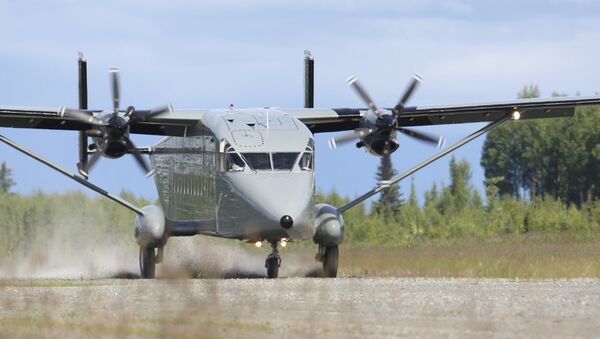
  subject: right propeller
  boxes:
[329,74,445,155]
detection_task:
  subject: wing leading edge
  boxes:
[282,96,600,133]
[3,95,600,135]
[0,107,206,136]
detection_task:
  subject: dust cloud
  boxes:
[0,230,321,280]
[0,235,139,280]
[156,237,322,279]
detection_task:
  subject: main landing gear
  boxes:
[316,245,339,278]
[139,246,163,279]
[265,241,281,279]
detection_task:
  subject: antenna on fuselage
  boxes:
[304,50,314,108]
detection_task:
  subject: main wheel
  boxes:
[322,245,338,278]
[139,247,156,279]
[266,255,280,279]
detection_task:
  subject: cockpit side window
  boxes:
[242,153,271,170]
[225,152,245,172]
[219,139,246,172]
[299,152,313,171]
[299,139,314,171]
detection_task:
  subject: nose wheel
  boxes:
[265,241,281,279]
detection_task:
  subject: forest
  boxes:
[0,85,599,260]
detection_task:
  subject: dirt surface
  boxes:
[1,278,599,338]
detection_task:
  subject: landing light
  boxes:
[255,241,262,248]
[280,239,288,248]
[512,110,521,120]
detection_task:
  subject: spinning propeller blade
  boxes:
[129,104,173,123]
[347,76,383,118]
[124,136,152,174]
[397,127,445,148]
[328,128,373,149]
[393,73,422,117]
[61,108,106,126]
[109,68,120,113]
[82,142,107,175]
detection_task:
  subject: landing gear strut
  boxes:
[139,246,157,279]
[265,241,281,279]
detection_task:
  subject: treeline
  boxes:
[319,156,600,247]
[482,85,600,205]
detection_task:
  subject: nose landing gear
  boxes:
[265,241,281,279]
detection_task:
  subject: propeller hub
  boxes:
[375,114,396,128]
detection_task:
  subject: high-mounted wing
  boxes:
[282,96,600,133]
[0,106,205,136]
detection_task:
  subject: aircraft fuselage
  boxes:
[150,108,317,242]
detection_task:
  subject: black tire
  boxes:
[266,256,279,279]
[322,245,338,278]
[139,247,156,279]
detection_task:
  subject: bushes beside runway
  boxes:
[0,190,149,260]
[318,161,600,247]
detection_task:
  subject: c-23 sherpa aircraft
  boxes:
[1,51,599,278]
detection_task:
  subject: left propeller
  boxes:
[65,67,171,177]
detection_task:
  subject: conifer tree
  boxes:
[0,162,15,193]
[373,154,403,216]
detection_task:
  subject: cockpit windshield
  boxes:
[242,153,271,170]
[220,138,313,172]
[272,153,299,170]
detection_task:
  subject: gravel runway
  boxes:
[1,278,600,338]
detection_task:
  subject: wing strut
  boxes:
[337,115,512,214]
[0,133,144,216]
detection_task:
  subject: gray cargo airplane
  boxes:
[1,52,599,278]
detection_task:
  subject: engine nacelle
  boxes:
[98,113,130,158]
[359,113,399,157]
[362,135,399,156]
[313,204,344,246]
[135,205,166,248]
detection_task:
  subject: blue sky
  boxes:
[1,0,599,206]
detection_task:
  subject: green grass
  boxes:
[338,232,600,278]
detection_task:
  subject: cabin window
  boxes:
[242,153,271,170]
[272,153,300,170]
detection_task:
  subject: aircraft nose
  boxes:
[226,172,314,231]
